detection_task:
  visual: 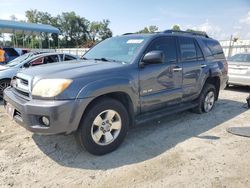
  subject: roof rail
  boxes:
[123,33,135,35]
[163,30,209,38]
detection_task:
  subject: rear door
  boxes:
[178,36,205,101]
[139,36,183,112]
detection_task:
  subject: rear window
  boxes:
[3,48,19,56]
[202,39,225,59]
[228,54,250,62]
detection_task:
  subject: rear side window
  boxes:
[179,37,204,62]
[146,37,177,63]
[44,55,59,64]
[202,39,225,59]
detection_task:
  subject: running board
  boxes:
[135,102,198,125]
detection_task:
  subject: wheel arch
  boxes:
[203,76,220,100]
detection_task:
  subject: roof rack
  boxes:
[163,30,209,38]
[123,33,135,35]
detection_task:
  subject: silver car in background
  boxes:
[0,52,79,98]
[228,53,250,86]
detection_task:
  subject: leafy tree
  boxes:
[186,29,207,35]
[5,9,113,48]
[172,25,181,31]
[89,19,112,42]
[137,25,158,33]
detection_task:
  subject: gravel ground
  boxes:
[0,87,250,188]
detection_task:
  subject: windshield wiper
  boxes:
[94,58,109,62]
[81,56,88,60]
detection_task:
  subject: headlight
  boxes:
[32,79,72,98]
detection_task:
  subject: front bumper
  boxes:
[228,75,250,86]
[3,88,92,135]
[221,74,229,89]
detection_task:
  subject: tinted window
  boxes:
[64,55,76,61]
[195,42,205,61]
[202,39,225,59]
[179,37,197,61]
[146,37,177,63]
[3,48,19,56]
[44,55,59,64]
[228,54,250,62]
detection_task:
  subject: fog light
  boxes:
[41,116,50,127]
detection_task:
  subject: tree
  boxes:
[172,25,181,31]
[137,25,158,33]
[23,9,113,48]
[88,19,112,42]
[186,29,207,35]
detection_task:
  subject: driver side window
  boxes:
[30,57,44,66]
[146,37,177,63]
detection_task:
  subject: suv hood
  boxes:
[18,60,127,79]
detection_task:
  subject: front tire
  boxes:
[0,79,10,99]
[75,97,129,155]
[193,84,216,114]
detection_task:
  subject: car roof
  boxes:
[28,52,78,59]
[122,31,213,40]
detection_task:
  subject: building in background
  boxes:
[220,39,250,58]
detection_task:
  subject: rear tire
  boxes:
[0,79,10,99]
[192,84,216,114]
[75,97,129,155]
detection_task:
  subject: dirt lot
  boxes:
[0,87,250,188]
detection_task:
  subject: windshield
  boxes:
[228,54,250,62]
[84,35,150,63]
[5,53,33,67]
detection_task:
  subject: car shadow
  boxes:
[225,85,250,93]
[32,99,247,170]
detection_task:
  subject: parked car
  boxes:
[3,30,228,155]
[227,53,250,86]
[0,52,79,98]
[0,47,31,65]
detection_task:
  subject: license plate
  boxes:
[5,103,15,120]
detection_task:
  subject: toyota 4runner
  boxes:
[3,30,228,155]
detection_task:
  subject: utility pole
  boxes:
[228,35,233,58]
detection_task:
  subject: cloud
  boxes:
[0,13,26,21]
[239,11,250,25]
[183,20,225,39]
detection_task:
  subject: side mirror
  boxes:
[141,51,165,66]
[23,63,30,68]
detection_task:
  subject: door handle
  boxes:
[201,64,207,68]
[173,67,182,71]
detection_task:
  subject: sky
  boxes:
[1,0,250,40]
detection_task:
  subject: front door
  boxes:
[139,37,183,113]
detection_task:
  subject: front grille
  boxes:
[12,73,32,100]
[20,79,28,85]
[13,88,30,98]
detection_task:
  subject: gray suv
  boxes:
[3,30,228,155]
